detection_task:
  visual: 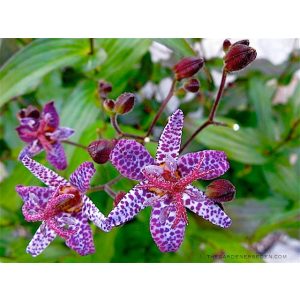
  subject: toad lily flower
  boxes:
[108,109,233,252]
[16,101,74,170]
[16,155,110,257]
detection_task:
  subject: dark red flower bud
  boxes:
[224,43,257,73]
[173,57,204,81]
[223,39,231,52]
[206,179,236,202]
[114,191,126,207]
[184,78,200,93]
[87,139,117,164]
[114,93,135,115]
[17,105,40,120]
[232,39,250,46]
[98,80,112,99]
[103,99,115,114]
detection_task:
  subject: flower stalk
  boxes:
[88,175,122,193]
[110,114,147,141]
[180,69,228,153]
[89,38,94,55]
[145,78,177,138]
[62,140,87,150]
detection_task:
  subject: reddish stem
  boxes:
[180,69,228,153]
[88,175,122,193]
[62,140,87,150]
[145,78,177,138]
[111,114,156,142]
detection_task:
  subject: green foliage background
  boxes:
[0,38,299,262]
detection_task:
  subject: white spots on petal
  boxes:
[165,154,178,174]
[29,192,40,205]
[143,165,164,177]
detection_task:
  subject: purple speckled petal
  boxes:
[150,199,186,252]
[46,142,67,170]
[19,141,43,160]
[110,139,155,180]
[82,195,110,232]
[183,185,232,228]
[177,150,230,180]
[16,125,37,143]
[42,101,59,128]
[69,162,95,193]
[16,185,54,210]
[50,127,75,141]
[21,155,68,187]
[106,183,155,227]
[156,109,184,164]
[65,211,95,256]
[26,222,57,257]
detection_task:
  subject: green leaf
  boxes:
[278,49,300,85]
[263,159,300,202]
[1,101,23,149]
[154,38,196,57]
[94,39,152,97]
[185,118,268,164]
[290,82,300,118]
[60,80,99,161]
[252,209,300,241]
[0,161,40,211]
[198,228,263,262]
[0,38,90,107]
[35,70,73,106]
[248,77,276,143]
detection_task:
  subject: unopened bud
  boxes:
[17,105,40,120]
[206,179,236,202]
[224,42,257,73]
[98,80,112,99]
[114,191,126,207]
[223,39,231,52]
[114,93,135,115]
[184,78,200,93]
[87,139,117,164]
[103,99,115,114]
[173,57,204,81]
[232,39,250,46]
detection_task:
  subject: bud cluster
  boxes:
[87,139,117,164]
[184,78,200,93]
[173,57,204,81]
[103,93,135,116]
[205,179,236,202]
[98,80,112,100]
[114,191,126,207]
[223,39,257,73]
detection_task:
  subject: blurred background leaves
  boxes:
[0,38,299,262]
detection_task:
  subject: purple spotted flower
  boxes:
[16,101,74,170]
[16,155,110,257]
[107,109,233,252]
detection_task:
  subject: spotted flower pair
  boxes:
[16,103,233,256]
